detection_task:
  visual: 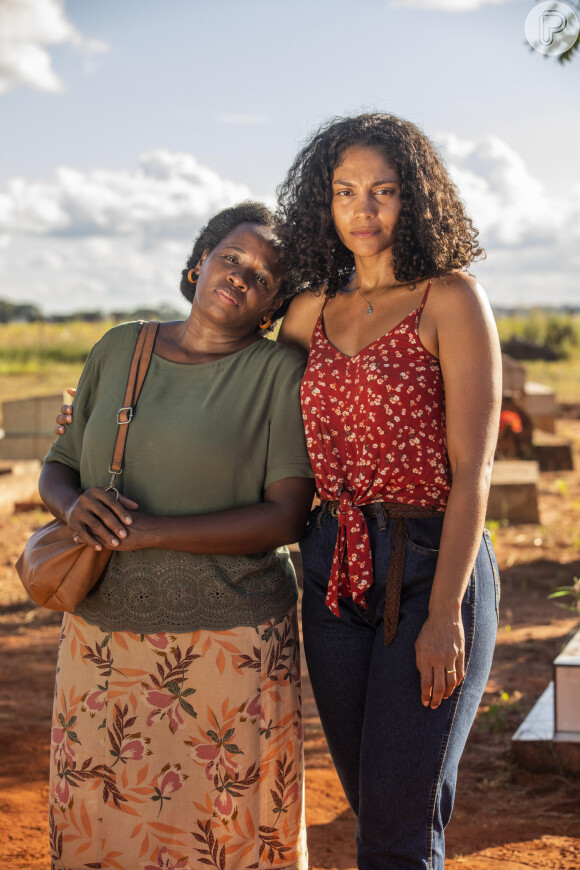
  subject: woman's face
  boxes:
[193,223,283,334]
[330,145,402,260]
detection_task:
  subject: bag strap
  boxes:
[107,321,159,490]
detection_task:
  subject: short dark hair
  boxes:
[180,201,298,323]
[276,113,484,295]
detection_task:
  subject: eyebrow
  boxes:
[222,245,274,276]
[332,177,399,186]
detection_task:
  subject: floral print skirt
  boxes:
[49,610,306,870]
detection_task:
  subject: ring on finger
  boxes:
[445,668,456,676]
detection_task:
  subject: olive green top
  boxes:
[45,321,313,632]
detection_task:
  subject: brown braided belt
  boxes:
[319,500,445,645]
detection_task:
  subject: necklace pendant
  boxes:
[366,303,373,315]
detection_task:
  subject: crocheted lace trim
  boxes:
[74,549,297,633]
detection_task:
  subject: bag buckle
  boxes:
[117,406,134,425]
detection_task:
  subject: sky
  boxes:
[0,0,578,314]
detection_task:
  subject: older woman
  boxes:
[41,201,314,870]
[277,114,502,869]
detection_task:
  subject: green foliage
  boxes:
[496,308,580,359]
[0,300,43,323]
[484,521,501,545]
[548,578,580,614]
[495,309,580,401]
[0,321,114,373]
[479,691,522,733]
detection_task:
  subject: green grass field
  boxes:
[0,312,579,428]
[0,321,113,426]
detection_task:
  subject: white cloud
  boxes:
[0,150,253,238]
[0,0,108,94]
[390,0,514,9]
[0,139,578,313]
[435,132,580,307]
[0,151,259,313]
[438,132,577,247]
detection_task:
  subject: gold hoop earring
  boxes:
[259,316,272,330]
[187,269,198,284]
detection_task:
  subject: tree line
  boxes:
[0,299,185,324]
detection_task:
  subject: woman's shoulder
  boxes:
[252,336,307,376]
[93,320,142,352]
[428,273,493,321]
[93,321,153,367]
[277,289,326,356]
[426,273,498,350]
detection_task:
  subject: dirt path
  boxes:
[2,425,580,868]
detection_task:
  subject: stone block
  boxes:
[0,434,56,462]
[511,682,580,776]
[554,629,580,734]
[502,354,526,395]
[487,460,540,524]
[523,381,558,433]
[1,394,63,461]
[3,394,64,436]
[531,429,574,471]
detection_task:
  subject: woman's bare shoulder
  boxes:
[427,273,499,364]
[429,273,494,323]
[278,289,326,356]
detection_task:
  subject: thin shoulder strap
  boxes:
[417,279,433,314]
[108,321,159,482]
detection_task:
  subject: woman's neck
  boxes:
[154,318,260,364]
[351,251,397,292]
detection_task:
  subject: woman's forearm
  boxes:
[119,478,315,555]
[428,459,493,615]
[38,461,82,523]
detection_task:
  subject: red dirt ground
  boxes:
[2,421,580,869]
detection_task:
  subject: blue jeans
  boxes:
[300,507,500,870]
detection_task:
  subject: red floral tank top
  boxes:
[300,282,451,615]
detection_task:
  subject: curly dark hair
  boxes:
[179,201,298,325]
[276,113,484,295]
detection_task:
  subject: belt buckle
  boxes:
[329,501,339,518]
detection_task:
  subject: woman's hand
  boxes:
[55,388,76,435]
[65,486,139,551]
[109,512,159,551]
[415,608,465,709]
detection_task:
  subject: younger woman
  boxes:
[278,114,502,870]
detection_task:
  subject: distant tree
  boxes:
[0,299,43,322]
[111,303,186,323]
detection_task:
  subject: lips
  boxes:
[351,227,380,238]
[215,286,241,306]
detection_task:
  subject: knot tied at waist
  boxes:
[319,497,444,645]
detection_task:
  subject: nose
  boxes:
[227,267,251,291]
[354,192,377,219]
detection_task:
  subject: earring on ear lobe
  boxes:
[187,269,198,284]
[259,315,272,330]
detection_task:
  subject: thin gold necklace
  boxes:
[353,277,421,316]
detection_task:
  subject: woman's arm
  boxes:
[110,476,315,553]
[40,461,315,553]
[277,290,325,355]
[50,381,315,553]
[414,275,502,710]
